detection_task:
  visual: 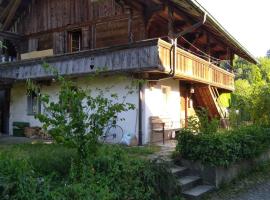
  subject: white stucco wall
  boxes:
[10,76,182,145]
[10,75,139,139]
[142,79,181,144]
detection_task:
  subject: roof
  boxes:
[173,0,258,64]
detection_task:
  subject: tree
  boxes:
[231,57,270,126]
[266,49,270,58]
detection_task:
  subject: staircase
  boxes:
[149,144,215,199]
[170,163,215,199]
[194,85,229,128]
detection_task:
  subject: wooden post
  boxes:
[82,26,90,50]
[0,36,3,56]
[162,123,165,144]
[168,5,175,39]
[126,6,133,43]
[206,33,211,62]
[185,92,188,128]
[91,24,96,49]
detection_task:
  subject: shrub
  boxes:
[176,126,270,167]
[186,108,219,134]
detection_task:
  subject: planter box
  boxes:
[181,149,270,188]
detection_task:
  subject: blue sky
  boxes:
[196,0,270,57]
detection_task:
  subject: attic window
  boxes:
[68,30,82,52]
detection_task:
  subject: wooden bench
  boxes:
[150,116,181,144]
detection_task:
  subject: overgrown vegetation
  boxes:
[230,57,270,126]
[0,144,181,200]
[21,65,182,200]
[176,126,270,167]
[185,108,219,134]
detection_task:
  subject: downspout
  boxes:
[137,13,207,145]
[169,13,207,77]
[138,82,143,146]
[149,12,207,82]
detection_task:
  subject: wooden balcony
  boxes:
[158,40,235,91]
[0,38,234,91]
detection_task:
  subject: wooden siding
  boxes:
[158,40,235,91]
[12,0,125,34]
[10,0,146,54]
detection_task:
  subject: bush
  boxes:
[176,126,270,167]
[186,108,219,134]
[0,144,182,200]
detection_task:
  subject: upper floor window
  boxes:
[68,30,82,53]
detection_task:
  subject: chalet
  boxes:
[0,0,257,145]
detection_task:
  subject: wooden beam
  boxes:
[144,3,164,29]
[0,0,14,22]
[126,6,134,43]
[1,0,21,31]
[0,31,22,41]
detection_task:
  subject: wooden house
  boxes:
[0,0,257,144]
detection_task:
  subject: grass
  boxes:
[124,145,161,156]
[204,161,270,200]
[0,143,179,200]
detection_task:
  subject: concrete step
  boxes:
[152,156,174,165]
[170,166,189,177]
[182,185,215,200]
[178,176,202,192]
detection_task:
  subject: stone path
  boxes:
[148,140,177,161]
[209,180,270,200]
[228,181,270,200]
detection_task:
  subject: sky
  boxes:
[196,0,270,57]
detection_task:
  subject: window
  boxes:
[68,30,82,52]
[27,90,41,115]
[161,86,170,114]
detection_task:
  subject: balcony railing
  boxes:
[158,39,235,91]
[0,39,235,91]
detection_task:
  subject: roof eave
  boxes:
[175,0,259,64]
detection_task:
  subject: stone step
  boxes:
[152,156,174,165]
[182,185,215,200]
[170,166,189,177]
[178,176,202,192]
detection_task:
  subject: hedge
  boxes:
[176,126,270,167]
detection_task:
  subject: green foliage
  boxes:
[0,41,7,50]
[0,144,182,200]
[176,126,270,167]
[27,65,136,177]
[186,108,219,134]
[251,84,270,126]
[217,93,231,108]
[231,57,270,126]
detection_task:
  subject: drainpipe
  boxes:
[149,13,207,82]
[138,82,143,146]
[137,13,207,145]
